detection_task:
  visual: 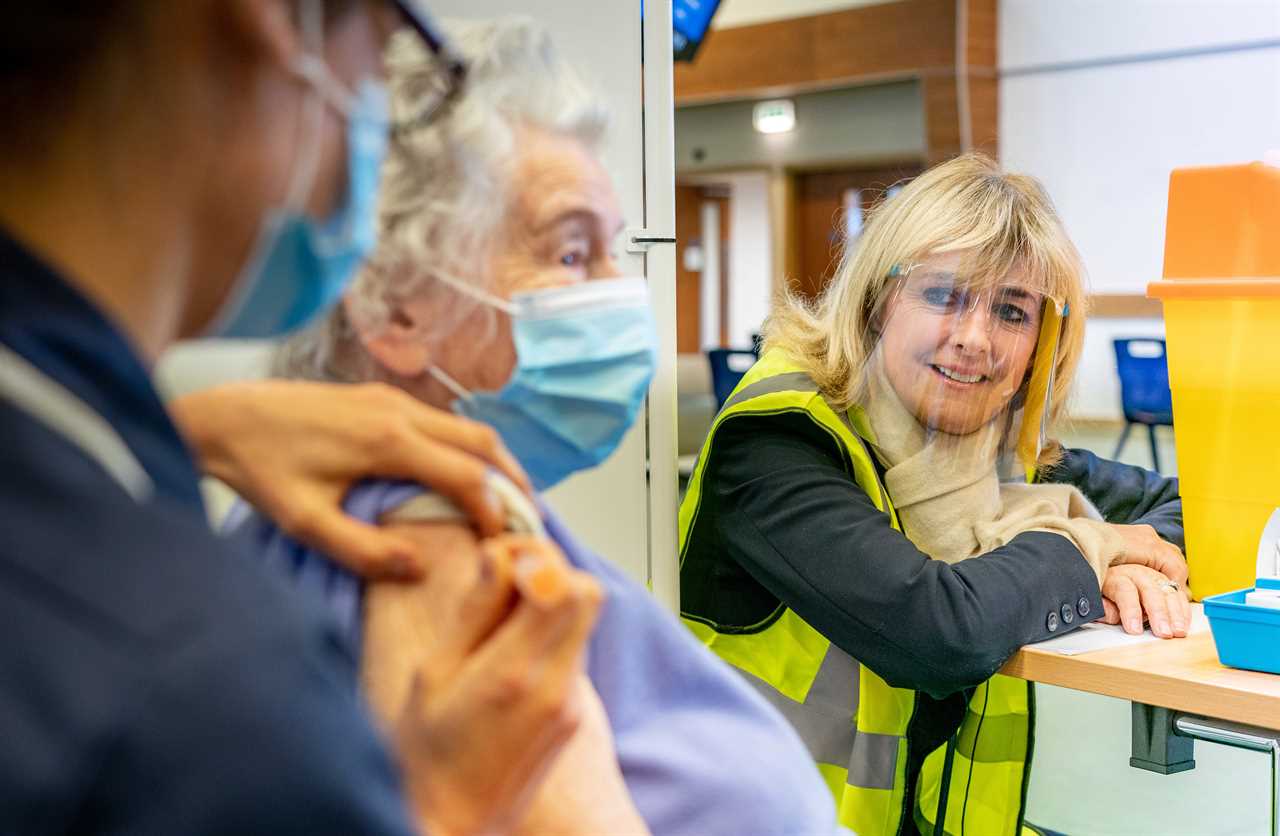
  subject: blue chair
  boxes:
[1112,338,1174,472]
[707,348,759,409]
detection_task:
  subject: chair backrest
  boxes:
[1112,338,1174,423]
[707,348,759,408]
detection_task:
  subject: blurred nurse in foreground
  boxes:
[0,2,604,833]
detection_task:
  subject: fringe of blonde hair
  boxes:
[762,153,1087,469]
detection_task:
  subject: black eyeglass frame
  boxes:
[387,0,469,134]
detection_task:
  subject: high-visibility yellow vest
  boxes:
[679,349,1036,836]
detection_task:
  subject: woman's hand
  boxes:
[393,534,605,836]
[1107,523,1189,590]
[1100,563,1192,638]
[170,380,530,581]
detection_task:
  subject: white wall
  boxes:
[699,200,723,349]
[1001,0,1280,71]
[1070,318,1166,419]
[724,172,773,348]
[1000,0,1280,420]
[681,170,774,347]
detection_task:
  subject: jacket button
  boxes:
[1077,596,1091,618]
[1061,603,1074,625]
[1046,611,1059,632]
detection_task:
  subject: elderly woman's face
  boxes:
[877,251,1043,435]
[430,128,624,394]
[491,129,625,297]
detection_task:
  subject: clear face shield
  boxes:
[860,259,1066,486]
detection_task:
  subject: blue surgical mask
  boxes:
[210,1,390,338]
[429,277,658,490]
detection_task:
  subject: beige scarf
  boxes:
[862,362,1122,583]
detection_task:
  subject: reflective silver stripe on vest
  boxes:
[722,371,819,411]
[743,671,858,766]
[807,638,861,713]
[846,729,901,791]
[738,643,900,791]
[684,372,820,478]
[0,343,154,503]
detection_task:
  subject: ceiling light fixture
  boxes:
[753,99,795,134]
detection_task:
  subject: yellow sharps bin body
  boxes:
[1149,162,1280,599]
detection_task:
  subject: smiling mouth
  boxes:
[930,364,987,384]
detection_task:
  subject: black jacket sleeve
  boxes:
[700,412,1103,698]
[1043,447,1184,551]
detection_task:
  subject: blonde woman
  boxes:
[679,154,1189,836]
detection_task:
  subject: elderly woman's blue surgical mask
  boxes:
[428,277,658,490]
[210,0,390,338]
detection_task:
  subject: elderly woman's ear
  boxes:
[344,294,434,379]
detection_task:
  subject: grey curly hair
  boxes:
[275,15,610,381]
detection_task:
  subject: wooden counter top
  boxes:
[1001,631,1280,731]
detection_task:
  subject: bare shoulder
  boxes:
[382,519,483,570]
[361,519,484,727]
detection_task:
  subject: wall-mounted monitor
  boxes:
[673,0,722,62]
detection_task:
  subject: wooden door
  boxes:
[675,185,703,353]
[674,185,732,352]
[792,164,923,301]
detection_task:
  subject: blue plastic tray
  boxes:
[1203,577,1280,675]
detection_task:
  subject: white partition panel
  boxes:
[641,0,681,611]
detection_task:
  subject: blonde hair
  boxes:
[763,153,1086,466]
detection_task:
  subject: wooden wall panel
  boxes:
[922,75,962,163]
[807,0,954,83]
[962,0,998,158]
[963,0,997,68]
[677,0,1000,164]
[674,185,704,353]
[675,16,818,103]
[967,75,999,157]
[1088,294,1165,319]
[674,0,955,105]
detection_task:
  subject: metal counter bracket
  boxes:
[1130,703,1195,774]
[1130,702,1280,836]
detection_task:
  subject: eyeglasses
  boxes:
[388,0,468,136]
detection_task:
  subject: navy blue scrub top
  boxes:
[0,228,417,835]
